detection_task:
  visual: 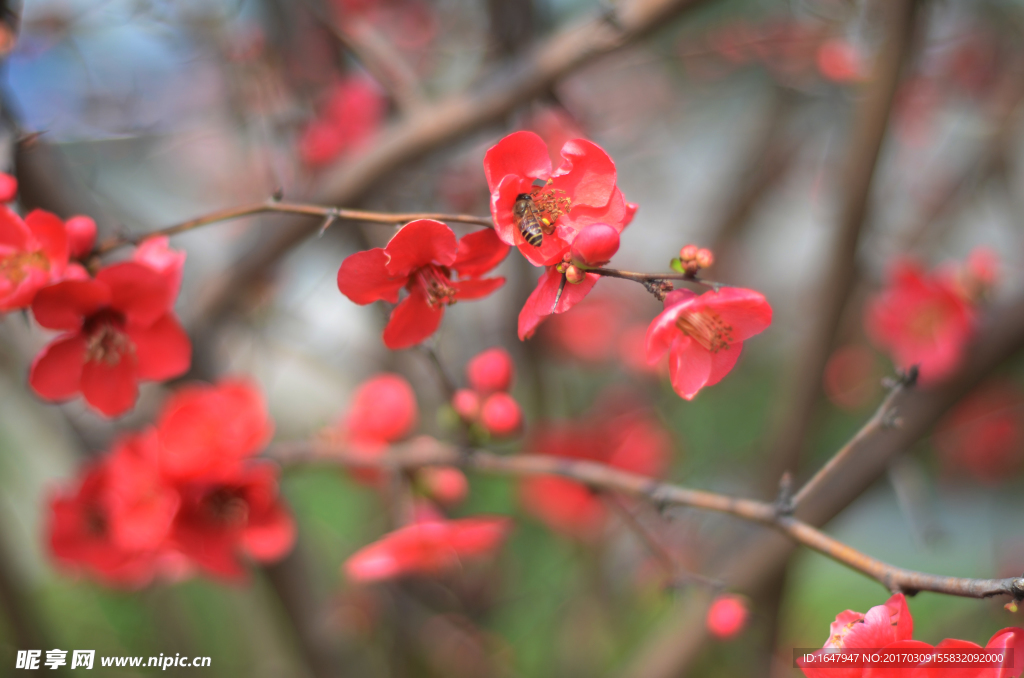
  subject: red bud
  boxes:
[0,173,16,203]
[452,389,481,420]
[679,244,699,261]
[570,223,620,267]
[480,393,522,437]
[695,248,714,269]
[467,348,514,393]
[65,215,98,259]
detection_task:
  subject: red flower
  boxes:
[866,259,978,385]
[706,594,749,640]
[344,516,509,582]
[418,467,468,506]
[466,347,514,393]
[299,76,386,167]
[0,207,74,312]
[484,131,636,267]
[519,401,673,540]
[337,220,507,349]
[156,379,273,480]
[47,462,161,587]
[171,463,295,579]
[343,373,418,444]
[104,431,180,552]
[934,381,1024,484]
[65,215,97,259]
[29,260,192,417]
[518,223,621,339]
[646,287,772,400]
[0,172,16,203]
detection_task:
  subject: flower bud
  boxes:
[480,393,522,437]
[706,594,748,640]
[467,348,514,393]
[65,215,97,258]
[452,388,481,420]
[570,223,620,268]
[564,264,587,284]
[679,244,699,261]
[695,248,714,269]
[0,172,16,203]
[419,467,468,506]
[345,374,418,443]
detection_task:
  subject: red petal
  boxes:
[242,505,296,561]
[690,287,773,342]
[668,335,712,400]
[338,248,406,304]
[550,138,616,209]
[483,131,552,192]
[31,279,111,331]
[0,205,28,249]
[382,289,444,349]
[452,276,505,300]
[490,175,534,249]
[453,228,510,277]
[516,232,571,267]
[706,342,742,387]
[565,187,636,232]
[29,334,86,400]
[81,352,139,417]
[24,210,69,269]
[128,314,192,381]
[384,220,457,276]
[97,262,173,328]
[517,268,598,340]
[133,237,185,299]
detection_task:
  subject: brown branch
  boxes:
[589,267,728,289]
[92,199,493,255]
[192,0,716,325]
[268,439,1024,601]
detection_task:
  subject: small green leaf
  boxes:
[670,258,685,274]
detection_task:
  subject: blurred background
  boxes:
[2,0,1024,675]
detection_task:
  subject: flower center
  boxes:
[907,302,946,341]
[675,310,733,353]
[83,311,134,366]
[0,250,48,284]
[204,488,249,527]
[415,265,458,307]
[530,184,572,226]
[84,505,108,537]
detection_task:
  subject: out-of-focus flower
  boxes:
[452,388,481,421]
[519,400,673,540]
[816,38,865,82]
[865,257,978,385]
[527,107,587,167]
[344,517,510,582]
[299,75,386,167]
[29,260,191,417]
[418,467,468,506]
[706,594,749,640]
[337,220,507,349]
[823,344,883,411]
[156,379,273,480]
[934,381,1024,484]
[646,288,772,400]
[484,131,636,267]
[467,347,514,393]
[171,463,295,580]
[0,208,73,312]
[343,373,418,444]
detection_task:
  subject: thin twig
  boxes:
[93,199,493,255]
[268,439,1024,601]
[589,267,729,290]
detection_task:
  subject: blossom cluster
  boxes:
[799,593,1024,678]
[452,347,523,438]
[48,379,294,585]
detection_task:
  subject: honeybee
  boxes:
[513,193,553,248]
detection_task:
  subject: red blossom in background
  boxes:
[519,398,673,540]
[299,75,386,167]
[65,215,97,259]
[337,220,507,349]
[823,344,883,411]
[29,258,192,417]
[47,378,294,585]
[334,373,418,484]
[484,131,636,267]
[0,207,77,312]
[706,594,749,640]
[0,172,16,202]
[452,347,523,438]
[934,381,1024,484]
[467,347,514,393]
[865,257,980,386]
[646,287,772,400]
[344,516,509,583]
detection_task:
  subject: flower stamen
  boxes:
[675,310,733,353]
[415,266,458,307]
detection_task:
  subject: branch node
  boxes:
[643,279,674,301]
[271,187,284,202]
[773,471,795,516]
[881,409,903,430]
[318,210,340,237]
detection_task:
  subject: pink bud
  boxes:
[452,389,481,420]
[467,347,514,393]
[570,223,619,267]
[65,215,97,258]
[344,374,418,443]
[679,244,699,261]
[420,467,468,506]
[480,393,522,437]
[0,172,16,203]
[564,264,587,284]
[695,248,714,269]
[706,594,748,640]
